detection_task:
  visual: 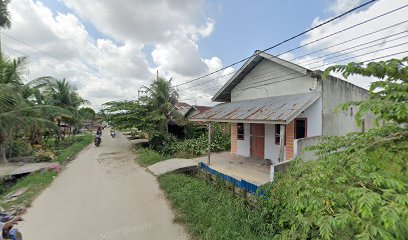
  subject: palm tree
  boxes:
[0,58,64,162]
[141,77,179,132]
[0,0,11,29]
[0,0,11,56]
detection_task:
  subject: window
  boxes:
[237,123,244,140]
[275,124,281,144]
[295,118,307,139]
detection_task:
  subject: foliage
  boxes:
[324,57,408,125]
[257,57,408,239]
[8,138,33,157]
[54,134,93,164]
[0,134,92,209]
[159,173,274,240]
[161,123,230,157]
[136,147,167,167]
[260,126,408,239]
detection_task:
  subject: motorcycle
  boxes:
[111,131,116,138]
[1,212,23,240]
[95,136,101,147]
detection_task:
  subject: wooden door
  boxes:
[250,123,265,159]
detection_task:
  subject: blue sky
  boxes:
[3,0,407,107]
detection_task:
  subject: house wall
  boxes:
[322,76,375,136]
[231,123,237,155]
[236,123,251,157]
[296,97,323,137]
[264,124,285,164]
[231,59,318,102]
[285,121,295,160]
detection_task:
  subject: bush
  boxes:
[159,173,275,240]
[259,126,408,239]
[34,149,56,162]
[161,123,230,157]
[8,138,33,157]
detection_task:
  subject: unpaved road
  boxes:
[20,130,188,240]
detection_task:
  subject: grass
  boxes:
[136,147,167,166]
[0,134,93,210]
[158,173,274,240]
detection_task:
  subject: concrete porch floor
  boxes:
[193,152,270,185]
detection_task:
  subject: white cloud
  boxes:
[327,0,366,15]
[3,0,230,107]
[296,0,408,89]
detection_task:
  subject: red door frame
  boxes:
[294,118,308,139]
[250,123,265,159]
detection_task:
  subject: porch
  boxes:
[193,152,270,185]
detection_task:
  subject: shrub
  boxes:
[159,173,275,239]
[259,125,408,239]
[8,138,33,157]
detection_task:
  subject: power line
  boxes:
[177,10,408,91]
[180,30,408,93]
[179,50,408,102]
[174,0,380,88]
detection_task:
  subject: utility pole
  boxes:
[156,70,159,80]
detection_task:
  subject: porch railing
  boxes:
[199,162,265,196]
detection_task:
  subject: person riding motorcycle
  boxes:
[110,128,116,138]
[95,127,102,146]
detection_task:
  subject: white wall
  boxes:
[296,97,322,137]
[231,59,317,102]
[264,124,281,163]
[236,123,250,157]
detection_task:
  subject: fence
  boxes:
[199,162,264,196]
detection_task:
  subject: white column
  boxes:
[278,124,286,162]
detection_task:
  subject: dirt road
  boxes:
[19,130,188,240]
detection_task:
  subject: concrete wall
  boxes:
[264,124,283,164]
[296,97,322,137]
[231,59,317,101]
[322,76,375,136]
[293,136,322,161]
[236,123,250,157]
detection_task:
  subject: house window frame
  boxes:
[294,118,308,139]
[237,123,244,140]
[275,124,281,145]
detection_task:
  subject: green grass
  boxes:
[54,134,93,164]
[136,147,167,166]
[0,134,93,210]
[158,173,274,240]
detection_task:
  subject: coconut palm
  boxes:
[0,0,11,29]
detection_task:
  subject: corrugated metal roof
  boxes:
[190,91,321,123]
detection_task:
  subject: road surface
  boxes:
[20,130,188,240]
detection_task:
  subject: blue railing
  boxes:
[199,162,265,196]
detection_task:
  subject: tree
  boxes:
[141,77,179,131]
[0,57,62,162]
[0,0,11,29]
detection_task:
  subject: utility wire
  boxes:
[174,0,380,88]
[178,22,408,92]
[177,12,408,90]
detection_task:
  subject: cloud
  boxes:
[327,0,367,15]
[296,0,408,89]
[3,0,230,107]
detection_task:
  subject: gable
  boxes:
[212,51,316,102]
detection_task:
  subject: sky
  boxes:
[2,0,408,110]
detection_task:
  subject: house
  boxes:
[174,102,192,116]
[189,51,374,164]
[184,105,211,119]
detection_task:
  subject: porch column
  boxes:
[207,122,211,165]
[278,124,286,163]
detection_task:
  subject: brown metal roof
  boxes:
[190,91,321,124]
